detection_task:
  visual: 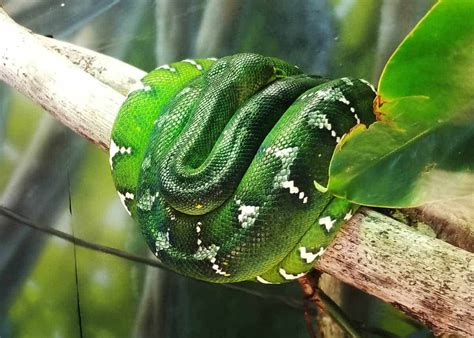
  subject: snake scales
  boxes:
[110,53,376,284]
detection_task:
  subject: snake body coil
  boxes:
[110,53,376,283]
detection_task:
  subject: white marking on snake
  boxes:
[319,216,336,232]
[256,276,274,284]
[141,156,151,170]
[354,113,360,124]
[109,139,132,168]
[137,189,157,211]
[344,209,353,221]
[269,147,303,194]
[192,243,230,276]
[183,59,203,70]
[165,206,177,221]
[196,221,203,246]
[337,95,350,105]
[192,245,230,276]
[127,81,151,95]
[311,87,336,102]
[299,246,326,263]
[336,136,342,144]
[193,244,219,260]
[309,87,354,111]
[212,263,230,276]
[176,86,192,97]
[117,191,134,215]
[238,205,260,229]
[282,180,299,194]
[307,111,332,130]
[350,107,355,113]
[155,231,171,252]
[360,79,376,94]
[157,64,176,72]
[303,197,308,204]
[279,268,306,280]
[341,77,354,86]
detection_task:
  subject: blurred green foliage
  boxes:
[329,0,474,207]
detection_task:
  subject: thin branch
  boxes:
[0,205,308,313]
[0,205,166,270]
[299,271,362,338]
[0,8,472,336]
[318,289,362,338]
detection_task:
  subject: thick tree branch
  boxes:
[316,208,473,336]
[0,8,472,336]
[35,34,146,95]
[402,198,474,253]
[0,8,122,150]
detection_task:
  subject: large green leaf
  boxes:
[327,0,474,207]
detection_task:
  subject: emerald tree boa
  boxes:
[109,53,376,284]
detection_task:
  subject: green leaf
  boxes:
[327,0,474,207]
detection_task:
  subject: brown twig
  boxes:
[299,271,362,338]
[298,271,320,338]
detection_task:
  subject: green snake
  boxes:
[110,53,376,284]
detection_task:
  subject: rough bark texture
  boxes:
[36,34,146,95]
[316,208,473,336]
[0,8,122,151]
[0,8,472,336]
[402,198,474,253]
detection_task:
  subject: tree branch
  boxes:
[316,207,473,336]
[402,198,474,253]
[0,8,122,150]
[0,8,472,336]
[35,34,146,95]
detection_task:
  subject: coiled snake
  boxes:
[110,53,376,284]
